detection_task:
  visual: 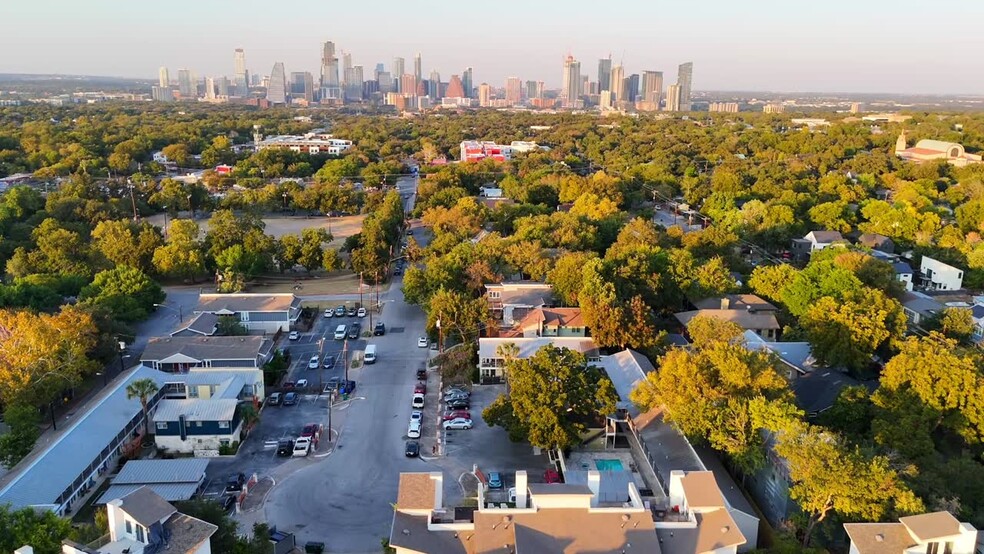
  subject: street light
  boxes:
[154,303,184,323]
[317,336,325,394]
[33,370,76,431]
[162,205,169,240]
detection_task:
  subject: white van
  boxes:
[334,324,347,340]
[364,344,377,364]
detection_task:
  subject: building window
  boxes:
[927,542,939,554]
[125,520,132,534]
[219,421,230,429]
[195,421,202,427]
[944,542,954,554]
[488,291,500,299]
[156,422,168,430]
[220,439,231,446]
[136,525,145,542]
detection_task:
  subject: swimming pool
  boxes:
[595,459,624,471]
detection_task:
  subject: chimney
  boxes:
[515,470,527,509]
[587,470,601,508]
[720,297,731,310]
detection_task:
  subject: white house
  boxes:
[844,511,978,554]
[920,256,964,291]
[893,261,915,291]
[478,337,599,382]
[791,230,845,261]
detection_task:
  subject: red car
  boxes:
[301,423,321,438]
[414,382,427,394]
[442,410,471,421]
[544,469,561,484]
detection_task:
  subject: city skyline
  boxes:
[1,0,982,94]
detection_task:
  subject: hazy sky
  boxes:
[2,0,983,94]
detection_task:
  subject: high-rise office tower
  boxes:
[343,65,364,100]
[291,71,315,102]
[377,72,394,93]
[151,86,171,102]
[641,71,663,107]
[341,52,352,85]
[561,55,581,108]
[525,80,539,100]
[393,57,405,92]
[462,67,473,98]
[400,74,418,97]
[204,77,216,100]
[581,76,590,96]
[414,53,422,82]
[677,62,693,111]
[597,56,612,92]
[505,77,522,104]
[446,75,465,98]
[429,70,441,98]
[177,69,193,98]
[234,48,248,97]
[478,83,492,107]
[375,63,385,79]
[216,76,230,97]
[536,81,545,100]
[158,66,169,88]
[625,74,640,102]
[666,84,681,112]
[609,64,624,103]
[267,62,287,104]
[320,41,339,87]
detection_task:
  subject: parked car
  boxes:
[444,386,469,396]
[443,418,473,430]
[324,308,333,318]
[357,307,367,318]
[277,439,294,457]
[308,355,319,369]
[220,494,237,513]
[405,440,420,457]
[346,307,357,317]
[282,381,295,389]
[267,392,282,406]
[393,268,402,276]
[410,410,423,423]
[293,437,311,457]
[444,392,469,403]
[411,393,425,409]
[347,323,361,339]
[487,472,504,490]
[323,353,335,368]
[544,469,561,484]
[416,368,427,379]
[417,336,429,348]
[414,382,426,394]
[446,399,470,410]
[442,410,471,421]
[225,473,246,492]
[283,392,299,406]
[301,423,320,438]
[288,330,300,341]
[324,378,356,394]
[407,420,421,439]
[334,305,346,316]
[374,322,386,336]
[508,487,517,504]
[295,378,308,389]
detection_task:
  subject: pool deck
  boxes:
[566,450,649,491]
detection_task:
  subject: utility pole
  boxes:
[327,389,334,442]
[359,272,364,308]
[317,337,325,393]
[342,339,349,382]
[128,179,139,221]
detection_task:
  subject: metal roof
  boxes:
[154,399,238,423]
[0,366,169,511]
[98,483,201,505]
[599,350,653,418]
[112,459,208,485]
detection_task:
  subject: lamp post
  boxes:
[153,303,184,323]
[162,205,169,241]
[317,337,325,394]
[327,388,334,443]
[282,191,289,212]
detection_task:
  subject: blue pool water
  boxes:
[595,459,624,471]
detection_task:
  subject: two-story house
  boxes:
[790,230,845,261]
[844,511,979,554]
[506,307,587,338]
[920,256,964,291]
[153,398,242,455]
[477,337,599,382]
[676,295,781,341]
[60,486,216,554]
[195,293,301,333]
[485,282,555,326]
[140,336,273,373]
[893,261,915,291]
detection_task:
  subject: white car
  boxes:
[412,393,425,409]
[323,309,333,318]
[407,420,421,439]
[357,307,367,318]
[308,355,319,369]
[295,378,308,388]
[292,437,311,457]
[288,331,300,340]
[443,418,473,430]
[508,487,517,504]
[410,410,423,423]
[417,337,429,348]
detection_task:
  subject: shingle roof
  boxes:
[0,366,169,511]
[154,398,238,423]
[514,307,584,330]
[486,282,555,307]
[171,312,219,336]
[396,473,438,511]
[655,507,746,553]
[141,336,269,364]
[675,309,781,331]
[389,512,469,554]
[806,230,845,243]
[892,262,914,275]
[693,294,777,312]
[858,233,895,253]
[473,507,662,554]
[900,511,962,541]
[196,293,299,314]
[790,371,874,415]
[844,522,916,554]
[118,486,178,527]
[164,512,219,554]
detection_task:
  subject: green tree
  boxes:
[153,219,207,281]
[126,378,160,440]
[161,143,190,167]
[802,289,905,371]
[297,228,332,271]
[748,264,799,305]
[0,503,74,554]
[427,288,490,346]
[0,403,41,468]
[91,219,163,274]
[483,346,618,451]
[547,251,598,306]
[79,265,165,323]
[923,306,975,343]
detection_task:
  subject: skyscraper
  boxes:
[505,77,522,104]
[320,41,339,87]
[625,74,640,103]
[429,70,442,98]
[561,55,581,108]
[216,76,230,97]
[341,52,352,85]
[641,71,663,107]
[525,80,540,101]
[597,56,612,92]
[609,64,625,103]
[204,77,216,101]
[177,69,193,98]
[666,84,681,112]
[267,62,287,105]
[393,57,405,92]
[400,74,418,97]
[377,72,394,94]
[478,83,492,107]
[414,53,422,82]
[462,67,473,98]
[446,75,465,98]
[677,62,693,111]
[291,72,315,102]
[234,48,248,97]
[158,66,169,88]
